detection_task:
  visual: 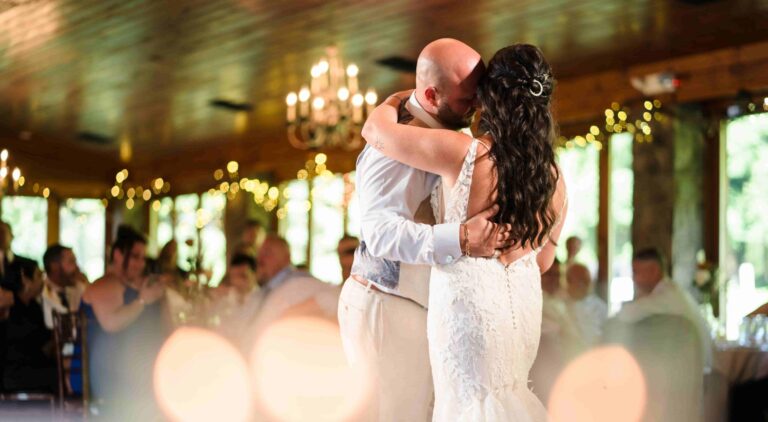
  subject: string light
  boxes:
[561,99,664,150]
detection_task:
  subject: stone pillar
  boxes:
[633,115,676,268]
[632,105,706,283]
[671,106,706,284]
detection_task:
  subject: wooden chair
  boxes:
[51,309,89,418]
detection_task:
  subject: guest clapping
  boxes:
[81,225,168,414]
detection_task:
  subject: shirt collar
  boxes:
[406,93,445,129]
[652,277,672,294]
[265,266,294,292]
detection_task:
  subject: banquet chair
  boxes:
[603,314,704,422]
[51,309,90,418]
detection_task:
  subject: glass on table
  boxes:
[751,315,767,346]
[739,316,754,346]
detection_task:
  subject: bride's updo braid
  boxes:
[477,44,559,248]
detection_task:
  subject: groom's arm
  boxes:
[358,148,461,266]
[358,149,508,264]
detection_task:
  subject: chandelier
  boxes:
[286,46,377,151]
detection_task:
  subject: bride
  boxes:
[361,44,567,421]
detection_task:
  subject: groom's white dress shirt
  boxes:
[351,93,462,308]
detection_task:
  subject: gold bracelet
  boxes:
[463,224,471,257]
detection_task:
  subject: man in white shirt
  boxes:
[531,259,584,403]
[251,235,339,334]
[338,39,509,422]
[41,244,87,329]
[565,262,607,347]
[614,247,712,369]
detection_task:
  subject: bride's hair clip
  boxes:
[529,79,544,97]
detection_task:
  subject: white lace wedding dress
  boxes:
[428,139,549,422]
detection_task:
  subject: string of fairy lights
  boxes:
[6,95,766,211]
[558,99,665,150]
[103,153,334,226]
[0,148,52,201]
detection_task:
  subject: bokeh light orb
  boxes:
[549,346,646,422]
[154,327,253,422]
[250,316,372,422]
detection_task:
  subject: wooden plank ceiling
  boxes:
[2,0,768,195]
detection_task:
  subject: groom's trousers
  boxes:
[338,278,433,422]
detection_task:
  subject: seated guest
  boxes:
[224,253,258,301]
[0,221,56,393]
[232,219,264,259]
[81,225,167,414]
[41,244,88,329]
[253,235,339,330]
[531,259,584,404]
[565,235,583,266]
[565,263,607,346]
[612,247,712,369]
[211,253,260,313]
[337,235,359,283]
[211,254,261,341]
[605,248,708,422]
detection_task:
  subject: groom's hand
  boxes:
[463,204,512,257]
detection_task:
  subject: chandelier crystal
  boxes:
[286,46,377,150]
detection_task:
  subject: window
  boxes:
[279,173,352,284]
[174,194,200,273]
[557,143,600,274]
[1,196,47,266]
[723,113,768,339]
[279,180,310,266]
[608,133,635,314]
[149,197,174,258]
[310,174,344,284]
[199,192,227,286]
[60,199,106,282]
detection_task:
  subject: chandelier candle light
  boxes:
[0,149,23,198]
[286,46,377,150]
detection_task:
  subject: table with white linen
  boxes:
[705,343,768,422]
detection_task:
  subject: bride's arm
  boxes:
[537,176,568,272]
[361,92,472,180]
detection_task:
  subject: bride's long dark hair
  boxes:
[477,44,559,248]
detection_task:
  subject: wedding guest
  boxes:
[0,221,56,392]
[337,235,359,283]
[211,253,260,312]
[531,259,584,403]
[612,247,712,369]
[252,235,338,330]
[211,254,262,344]
[232,219,264,259]
[81,225,167,415]
[41,244,88,329]
[605,248,709,422]
[565,235,583,265]
[565,262,607,346]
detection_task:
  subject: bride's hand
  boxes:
[463,204,513,257]
[379,89,415,112]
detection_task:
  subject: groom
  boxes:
[338,39,506,421]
